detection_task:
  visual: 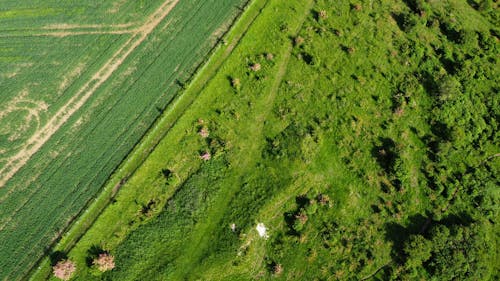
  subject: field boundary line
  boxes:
[0,0,180,189]
[27,0,267,280]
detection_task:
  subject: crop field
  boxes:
[0,0,249,280]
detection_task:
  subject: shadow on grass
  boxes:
[85,245,106,267]
[49,251,68,266]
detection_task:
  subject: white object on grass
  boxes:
[256,223,269,239]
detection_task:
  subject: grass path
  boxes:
[169,0,314,278]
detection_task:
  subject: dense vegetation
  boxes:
[28,0,500,280]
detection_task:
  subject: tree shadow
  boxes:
[85,245,106,267]
[295,195,310,209]
[401,0,421,14]
[311,10,321,21]
[439,22,462,44]
[466,0,479,10]
[440,212,473,227]
[384,214,429,263]
[161,169,173,181]
[300,52,314,65]
[419,71,439,96]
[384,213,474,264]
[430,121,452,142]
[391,12,406,31]
[434,47,459,75]
[371,137,398,174]
[283,195,311,236]
[49,251,67,266]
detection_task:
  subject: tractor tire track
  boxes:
[0,22,138,38]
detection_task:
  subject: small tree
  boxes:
[93,253,115,272]
[53,260,76,281]
[294,36,305,46]
[273,263,283,275]
[351,3,362,11]
[231,78,241,90]
[250,63,261,72]
[318,10,327,19]
[200,151,211,161]
[198,127,209,138]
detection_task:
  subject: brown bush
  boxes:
[250,63,261,72]
[53,260,76,281]
[273,263,284,275]
[296,212,308,224]
[93,253,115,272]
[199,127,209,138]
[352,4,362,11]
[317,194,330,206]
[294,36,305,46]
[231,78,241,89]
[200,151,211,161]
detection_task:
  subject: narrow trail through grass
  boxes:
[169,0,314,278]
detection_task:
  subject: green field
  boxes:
[1,0,498,280]
[50,0,498,280]
[0,0,250,280]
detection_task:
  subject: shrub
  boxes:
[294,36,305,46]
[231,78,241,90]
[351,3,362,11]
[319,10,327,19]
[53,260,76,281]
[273,263,284,275]
[250,63,261,72]
[198,127,209,138]
[200,151,211,161]
[93,253,115,272]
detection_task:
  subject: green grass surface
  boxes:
[7,0,497,280]
[56,0,499,280]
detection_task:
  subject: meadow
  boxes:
[0,0,249,280]
[54,0,499,280]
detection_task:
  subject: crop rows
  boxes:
[0,0,164,30]
[0,0,248,280]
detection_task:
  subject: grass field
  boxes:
[47,0,498,280]
[0,0,250,280]
[1,0,497,280]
